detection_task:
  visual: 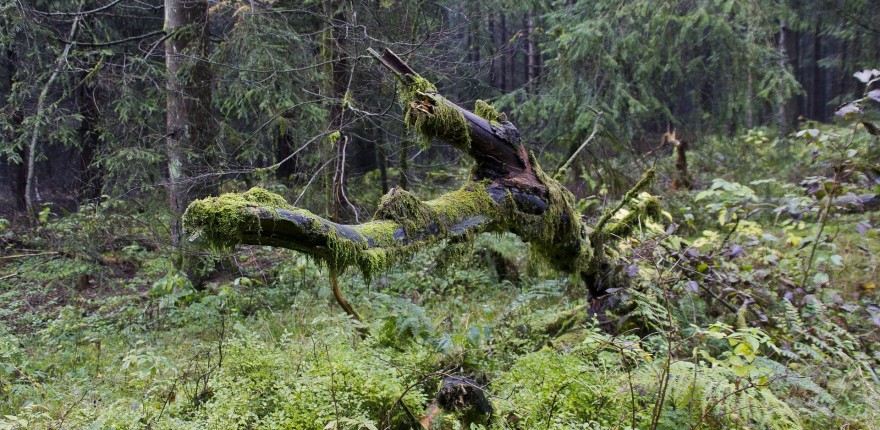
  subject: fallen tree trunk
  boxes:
[183,48,658,298]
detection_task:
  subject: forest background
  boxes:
[1,1,879,429]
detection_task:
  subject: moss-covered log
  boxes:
[183,48,657,299]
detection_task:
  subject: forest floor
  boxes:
[1,127,879,429]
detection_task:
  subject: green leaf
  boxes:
[811,272,830,288]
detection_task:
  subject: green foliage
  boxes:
[4,3,880,430]
[197,333,426,429]
[504,0,797,149]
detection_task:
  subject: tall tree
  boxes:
[164,0,214,263]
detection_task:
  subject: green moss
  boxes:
[183,187,294,251]
[474,99,504,125]
[599,193,662,239]
[324,220,401,283]
[328,130,341,145]
[397,74,436,107]
[356,220,399,242]
[396,74,471,150]
[373,187,438,235]
[424,183,499,232]
[589,168,660,241]
[345,184,498,280]
[527,154,593,272]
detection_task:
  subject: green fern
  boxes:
[635,361,802,429]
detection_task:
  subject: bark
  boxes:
[184,49,659,299]
[165,0,213,248]
[777,20,788,137]
[76,70,103,201]
[526,10,536,91]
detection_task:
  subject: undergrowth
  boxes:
[1,112,879,429]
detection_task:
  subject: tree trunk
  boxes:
[811,21,823,121]
[165,0,214,262]
[76,70,103,201]
[777,20,788,137]
[526,9,536,92]
[184,49,659,301]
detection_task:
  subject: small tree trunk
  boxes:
[398,142,409,190]
[746,68,754,130]
[25,2,83,219]
[376,139,389,195]
[76,70,103,201]
[499,14,508,91]
[324,0,351,222]
[811,21,823,121]
[777,20,789,137]
[526,9,536,92]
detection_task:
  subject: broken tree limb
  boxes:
[555,109,603,180]
[184,48,660,300]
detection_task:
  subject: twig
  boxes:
[63,29,165,47]
[33,0,122,17]
[0,251,59,260]
[710,216,742,258]
[292,158,334,206]
[593,168,656,235]
[555,110,603,179]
